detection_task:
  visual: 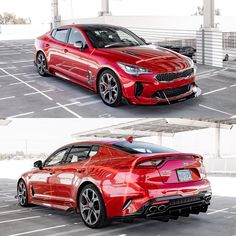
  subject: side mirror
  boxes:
[74,41,84,50]
[34,160,43,170]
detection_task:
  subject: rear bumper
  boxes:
[116,192,211,221]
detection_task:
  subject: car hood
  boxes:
[98,45,191,73]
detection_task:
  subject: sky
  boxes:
[0,119,235,159]
[0,0,235,24]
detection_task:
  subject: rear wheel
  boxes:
[36,52,48,76]
[98,70,122,107]
[17,180,29,207]
[79,184,109,228]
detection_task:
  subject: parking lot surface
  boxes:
[0,40,236,118]
[0,178,235,236]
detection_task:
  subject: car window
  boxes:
[66,146,91,163]
[68,28,87,46]
[53,29,69,43]
[113,141,177,154]
[44,149,68,167]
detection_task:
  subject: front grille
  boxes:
[155,68,194,82]
[169,196,202,206]
[152,84,191,99]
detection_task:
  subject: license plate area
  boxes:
[177,169,192,182]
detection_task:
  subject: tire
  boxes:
[36,51,48,76]
[79,184,109,228]
[17,180,30,207]
[98,69,122,107]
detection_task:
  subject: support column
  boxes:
[51,0,61,28]
[215,123,221,158]
[157,133,163,145]
[100,0,111,16]
[196,0,223,67]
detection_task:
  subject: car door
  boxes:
[50,145,99,207]
[63,27,94,86]
[29,148,69,202]
[48,28,70,74]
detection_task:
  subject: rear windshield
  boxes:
[113,141,176,154]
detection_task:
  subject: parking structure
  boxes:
[0,178,235,236]
[0,40,236,118]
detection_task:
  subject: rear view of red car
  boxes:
[17,139,211,228]
[34,24,201,107]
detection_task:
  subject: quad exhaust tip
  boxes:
[149,204,167,213]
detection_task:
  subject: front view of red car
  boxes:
[17,139,211,228]
[34,24,201,106]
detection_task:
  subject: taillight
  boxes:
[136,159,163,168]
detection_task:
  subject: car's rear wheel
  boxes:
[79,184,109,228]
[98,70,122,107]
[36,52,48,76]
[17,180,29,207]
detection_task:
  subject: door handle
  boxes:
[77,169,85,173]
[49,171,55,175]
[45,43,50,47]
[64,49,68,53]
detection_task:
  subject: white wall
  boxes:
[0,24,51,40]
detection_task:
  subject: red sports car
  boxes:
[17,139,211,228]
[34,24,201,106]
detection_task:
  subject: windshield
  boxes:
[83,26,146,48]
[113,141,177,154]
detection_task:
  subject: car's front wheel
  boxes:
[79,184,109,228]
[17,180,30,207]
[98,70,122,107]
[36,52,48,76]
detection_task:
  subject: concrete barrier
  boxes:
[0,24,51,40]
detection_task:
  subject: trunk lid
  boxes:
[135,153,203,184]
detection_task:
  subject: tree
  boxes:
[192,6,221,16]
[0,12,31,24]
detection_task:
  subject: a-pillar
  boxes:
[196,0,223,67]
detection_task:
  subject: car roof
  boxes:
[62,139,121,148]
[57,24,124,30]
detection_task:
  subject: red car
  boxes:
[34,24,201,107]
[17,139,211,228]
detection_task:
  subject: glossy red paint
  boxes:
[34,24,200,106]
[18,139,211,221]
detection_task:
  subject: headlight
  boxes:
[117,62,152,76]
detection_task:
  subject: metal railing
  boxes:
[129,27,236,61]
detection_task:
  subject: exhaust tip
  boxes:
[157,205,167,212]
[149,206,158,213]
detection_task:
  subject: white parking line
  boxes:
[0,73,26,78]
[46,227,88,236]
[56,102,82,118]
[12,60,33,64]
[202,87,227,96]
[0,209,22,215]
[0,68,53,101]
[24,89,54,96]
[8,112,35,118]
[44,101,81,111]
[8,224,67,236]
[230,84,236,87]
[87,221,153,236]
[199,104,233,116]
[0,216,40,224]
[207,208,229,215]
[0,205,9,208]
[9,80,36,86]
[21,65,34,68]
[0,96,15,101]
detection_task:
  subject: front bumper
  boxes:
[121,74,200,105]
